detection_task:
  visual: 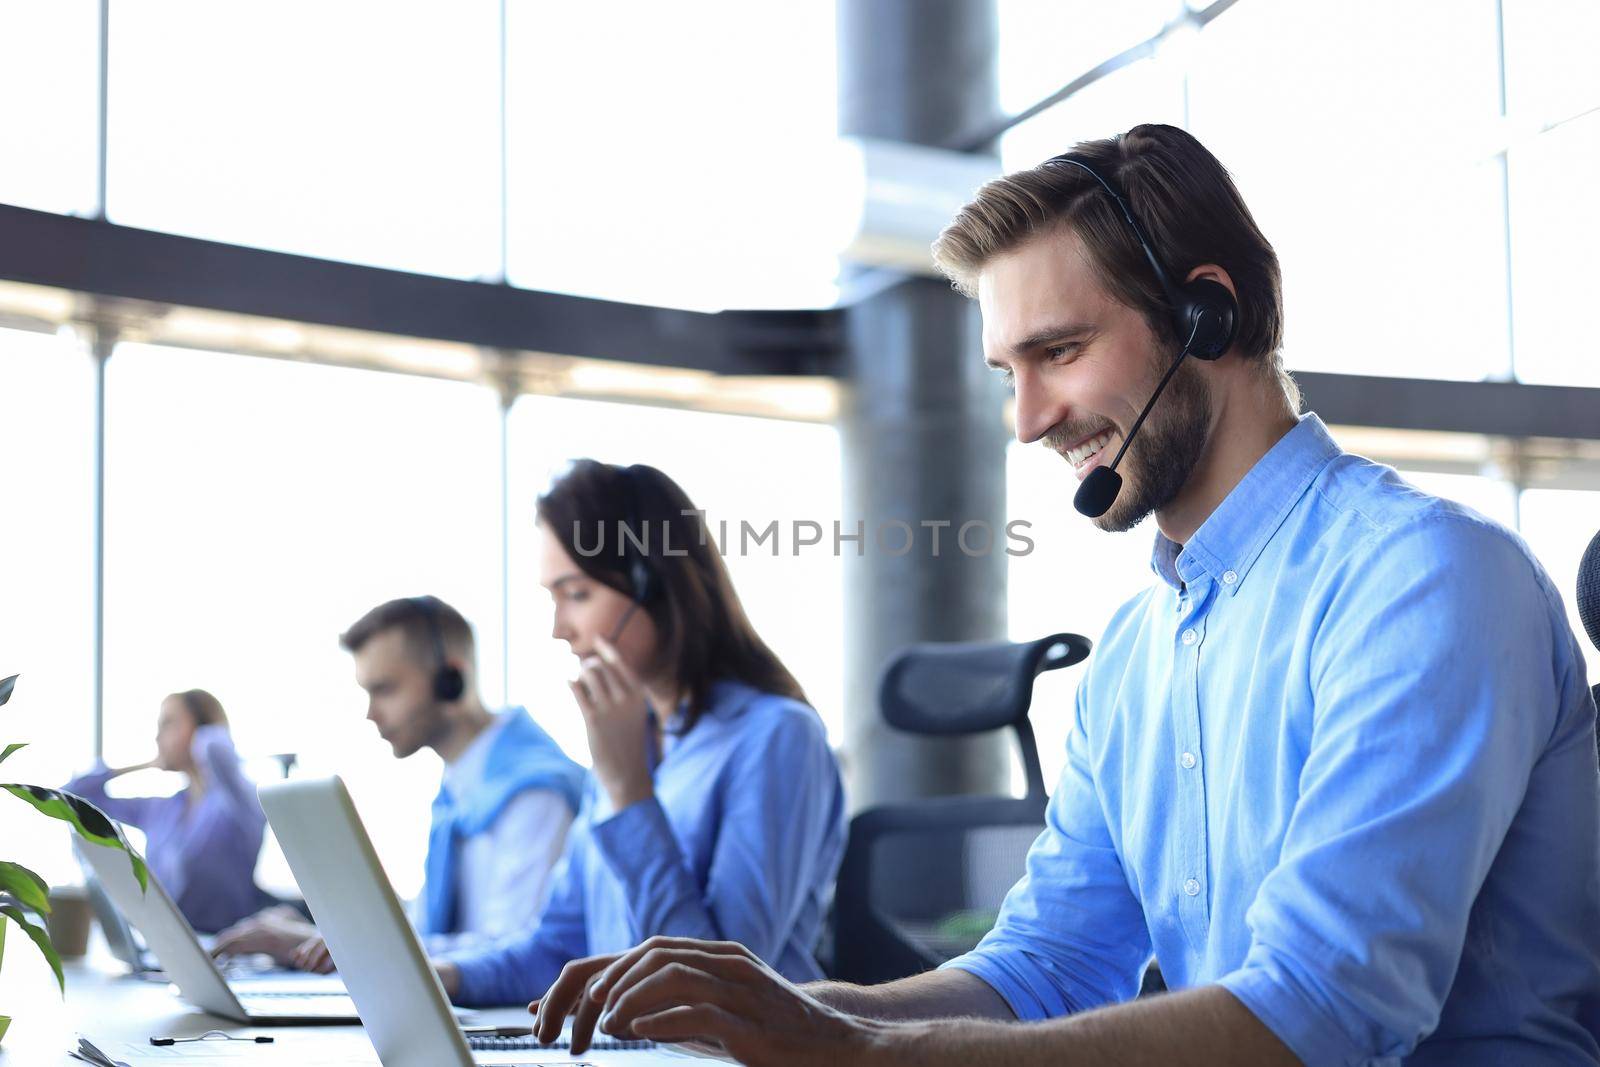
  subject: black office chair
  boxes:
[1578,529,1600,764]
[828,632,1090,985]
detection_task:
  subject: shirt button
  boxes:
[1184,878,1201,897]
[1222,570,1238,585]
[1180,751,1197,769]
[1181,628,1197,646]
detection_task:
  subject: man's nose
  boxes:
[1012,370,1070,445]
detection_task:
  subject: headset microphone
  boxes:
[1040,152,1238,520]
[1073,317,1202,519]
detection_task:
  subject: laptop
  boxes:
[76,837,360,1025]
[259,775,697,1066]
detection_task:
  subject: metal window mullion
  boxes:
[90,328,113,760]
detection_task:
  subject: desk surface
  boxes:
[0,948,703,1066]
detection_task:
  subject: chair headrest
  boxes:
[1580,529,1600,654]
[878,632,1091,736]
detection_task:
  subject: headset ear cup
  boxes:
[1178,278,1237,360]
[630,558,653,605]
[435,665,466,703]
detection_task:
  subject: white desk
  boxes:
[0,949,704,1066]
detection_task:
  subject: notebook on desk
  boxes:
[75,838,361,1025]
[259,774,701,1066]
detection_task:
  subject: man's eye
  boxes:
[1046,342,1082,362]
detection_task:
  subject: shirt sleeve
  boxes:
[586,704,842,964]
[446,809,593,1007]
[942,676,1152,1020]
[1217,516,1568,1065]
[190,725,266,829]
[62,765,156,828]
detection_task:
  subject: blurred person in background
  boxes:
[213,595,585,961]
[64,688,268,933]
[407,460,847,1008]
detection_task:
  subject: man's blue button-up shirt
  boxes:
[947,413,1600,1065]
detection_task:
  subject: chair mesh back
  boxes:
[889,650,1023,732]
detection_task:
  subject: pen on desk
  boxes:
[149,1029,275,1045]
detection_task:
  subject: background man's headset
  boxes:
[408,595,466,702]
[1039,153,1239,519]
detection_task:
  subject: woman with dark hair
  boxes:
[430,460,846,1008]
[64,689,268,933]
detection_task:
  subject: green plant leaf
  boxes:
[0,1015,9,1044]
[0,743,24,766]
[0,785,148,891]
[0,862,50,915]
[0,674,16,707]
[0,904,63,993]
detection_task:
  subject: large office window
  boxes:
[999,54,1186,172]
[1506,110,1600,387]
[0,328,95,883]
[503,2,841,310]
[1519,488,1600,681]
[505,395,845,764]
[0,1,99,216]
[1187,0,1507,382]
[106,0,501,280]
[101,345,502,895]
[996,0,1177,119]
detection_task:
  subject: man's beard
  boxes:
[1050,352,1213,534]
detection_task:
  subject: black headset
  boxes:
[408,595,466,703]
[1042,152,1237,361]
[602,466,656,645]
[1042,153,1239,519]
[615,465,656,605]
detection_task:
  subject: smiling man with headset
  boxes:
[531,125,1600,1065]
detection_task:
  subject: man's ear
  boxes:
[1185,263,1237,303]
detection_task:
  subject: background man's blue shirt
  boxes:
[947,413,1600,1065]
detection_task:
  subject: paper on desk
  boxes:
[97,1036,379,1064]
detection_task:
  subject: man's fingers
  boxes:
[601,946,766,1018]
[533,955,616,1044]
[629,1003,750,1051]
[568,967,614,1055]
[603,961,757,1040]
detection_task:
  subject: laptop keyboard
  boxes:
[237,993,359,1017]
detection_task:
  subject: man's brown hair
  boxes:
[339,595,475,668]
[933,123,1296,406]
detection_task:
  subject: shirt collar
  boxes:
[1150,412,1342,595]
[660,679,762,734]
[442,708,511,799]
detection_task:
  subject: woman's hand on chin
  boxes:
[573,636,656,812]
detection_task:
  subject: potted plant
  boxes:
[0,674,147,1043]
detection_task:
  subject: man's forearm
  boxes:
[859,985,1298,1067]
[804,967,1015,1022]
